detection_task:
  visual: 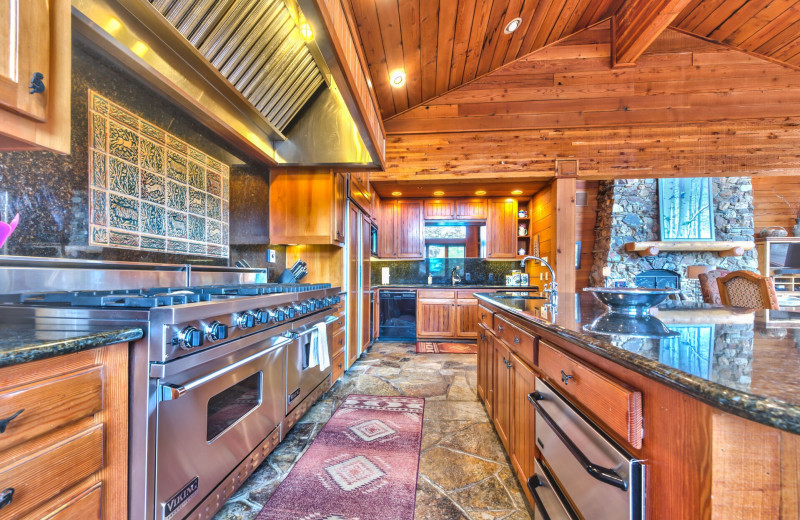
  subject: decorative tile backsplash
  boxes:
[88,91,229,258]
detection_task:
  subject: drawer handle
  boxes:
[480,334,487,341]
[528,392,627,491]
[502,357,512,369]
[497,325,504,332]
[0,409,24,434]
[0,488,13,510]
[514,335,520,344]
[560,370,574,386]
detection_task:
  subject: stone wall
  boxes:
[589,178,758,300]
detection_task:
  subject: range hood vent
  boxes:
[149,0,326,133]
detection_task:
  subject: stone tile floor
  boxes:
[214,341,533,520]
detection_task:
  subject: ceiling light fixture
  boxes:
[475,190,487,196]
[511,189,523,195]
[433,190,445,196]
[300,23,314,42]
[391,191,402,197]
[390,69,406,87]
[504,17,523,34]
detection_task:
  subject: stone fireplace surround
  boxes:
[589,178,758,302]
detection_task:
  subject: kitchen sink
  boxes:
[493,293,547,300]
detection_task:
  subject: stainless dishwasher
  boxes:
[528,378,645,520]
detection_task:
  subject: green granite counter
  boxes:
[0,325,144,368]
[476,291,800,435]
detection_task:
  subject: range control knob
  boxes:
[306,299,317,311]
[332,295,341,305]
[206,321,229,341]
[273,308,285,322]
[322,297,332,307]
[255,310,269,324]
[237,312,256,329]
[294,303,306,315]
[177,326,204,350]
[279,306,295,319]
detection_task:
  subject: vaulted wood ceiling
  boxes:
[347,0,800,121]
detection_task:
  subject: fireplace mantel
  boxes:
[624,241,756,257]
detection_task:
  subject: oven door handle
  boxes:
[527,475,554,520]
[528,392,628,491]
[160,338,292,401]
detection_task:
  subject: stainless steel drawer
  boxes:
[531,378,644,520]
[528,459,577,520]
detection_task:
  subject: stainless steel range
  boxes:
[0,257,342,520]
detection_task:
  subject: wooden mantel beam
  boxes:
[612,0,694,67]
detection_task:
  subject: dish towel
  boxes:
[314,322,330,371]
[308,329,320,369]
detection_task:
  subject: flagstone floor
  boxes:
[214,341,534,520]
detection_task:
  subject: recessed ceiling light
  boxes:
[391,191,402,196]
[504,17,522,34]
[511,189,523,195]
[475,190,487,196]
[300,23,314,42]
[433,190,445,196]
[390,69,406,87]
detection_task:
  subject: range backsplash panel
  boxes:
[88,91,229,258]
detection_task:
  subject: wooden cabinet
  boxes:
[0,344,128,519]
[417,296,456,338]
[0,0,70,153]
[270,169,346,246]
[424,199,455,220]
[456,298,479,338]
[478,325,494,418]
[487,199,518,258]
[361,214,371,353]
[493,337,513,450]
[378,200,424,259]
[456,198,488,220]
[370,186,380,224]
[349,171,372,216]
[510,354,537,485]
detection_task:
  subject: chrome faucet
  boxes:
[451,266,462,285]
[521,256,558,311]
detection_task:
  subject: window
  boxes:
[426,245,465,259]
[424,225,467,239]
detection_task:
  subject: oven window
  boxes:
[206,372,262,441]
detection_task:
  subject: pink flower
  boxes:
[0,214,19,248]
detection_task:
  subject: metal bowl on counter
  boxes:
[583,287,679,316]
[582,312,679,338]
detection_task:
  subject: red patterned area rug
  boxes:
[416,341,478,354]
[256,395,425,520]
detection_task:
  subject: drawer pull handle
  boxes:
[561,370,574,385]
[514,336,520,344]
[528,392,627,491]
[497,325,504,332]
[480,334,487,341]
[0,409,24,434]
[0,488,13,510]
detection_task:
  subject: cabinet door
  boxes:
[361,215,371,352]
[417,299,456,338]
[396,200,424,259]
[455,198,488,220]
[493,338,512,450]
[477,327,489,400]
[487,199,518,258]
[378,200,397,258]
[510,354,537,485]
[483,330,495,419]
[424,199,455,220]
[347,203,360,367]
[0,0,49,122]
[333,172,347,244]
[456,298,479,338]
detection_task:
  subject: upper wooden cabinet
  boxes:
[370,185,379,223]
[270,169,346,246]
[0,0,70,153]
[378,199,424,259]
[487,199,519,259]
[349,171,372,216]
[424,199,455,220]
[456,198,488,220]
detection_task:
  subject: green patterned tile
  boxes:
[166,134,187,153]
[205,171,221,197]
[207,195,221,220]
[206,156,222,172]
[141,236,166,251]
[188,242,207,255]
[207,220,222,244]
[166,181,187,211]
[188,146,205,163]
[222,224,228,244]
[109,122,138,163]
[141,202,165,236]
[221,200,229,221]
[91,150,106,188]
[91,112,107,151]
[91,226,109,245]
[167,211,188,238]
[188,161,205,190]
[222,175,229,200]
[141,121,165,143]
[91,189,107,226]
[167,239,188,253]
[91,92,109,115]
[166,151,187,183]
[140,138,164,174]
[188,214,205,242]
[109,103,139,130]
[109,230,140,248]
[141,171,165,205]
[109,157,139,197]
[207,244,225,257]
[109,194,139,231]
[188,188,206,216]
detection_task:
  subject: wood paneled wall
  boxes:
[374,23,800,182]
[752,177,800,233]
[576,180,599,290]
[285,245,344,288]
[527,185,554,284]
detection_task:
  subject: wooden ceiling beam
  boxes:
[612,0,694,67]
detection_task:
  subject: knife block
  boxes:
[276,269,297,283]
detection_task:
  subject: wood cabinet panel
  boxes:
[417,299,456,337]
[378,200,397,257]
[456,299,479,338]
[396,200,424,258]
[487,199,518,258]
[349,171,372,215]
[418,289,455,299]
[510,354,538,486]
[493,337,512,450]
[539,341,643,449]
[494,314,536,368]
[455,198,488,220]
[270,169,344,246]
[478,305,494,330]
[334,172,347,243]
[347,202,360,368]
[331,351,345,384]
[477,327,489,401]
[361,214,371,352]
[331,329,345,358]
[424,199,455,220]
[37,483,102,520]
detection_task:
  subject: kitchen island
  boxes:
[476,291,800,519]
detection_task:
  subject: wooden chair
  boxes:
[716,270,780,310]
[698,269,730,305]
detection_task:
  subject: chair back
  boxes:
[698,269,730,305]
[717,271,780,310]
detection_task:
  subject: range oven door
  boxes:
[530,378,644,520]
[286,313,336,415]
[154,333,289,520]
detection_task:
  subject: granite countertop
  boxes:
[374,284,538,289]
[0,325,144,368]
[476,292,800,435]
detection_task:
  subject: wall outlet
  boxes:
[602,266,612,277]
[267,249,276,263]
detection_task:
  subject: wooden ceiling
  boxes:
[371,179,548,198]
[347,0,800,121]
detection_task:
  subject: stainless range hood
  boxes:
[72,0,378,167]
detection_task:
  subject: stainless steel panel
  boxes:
[529,459,577,520]
[533,378,644,520]
[286,313,335,414]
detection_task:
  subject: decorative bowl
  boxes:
[583,287,679,316]
[582,312,679,338]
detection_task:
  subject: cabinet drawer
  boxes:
[418,290,455,299]
[36,483,102,520]
[494,315,535,367]
[538,341,643,449]
[478,306,494,329]
[329,314,345,336]
[0,366,103,452]
[332,351,345,383]
[331,329,345,358]
[0,424,104,518]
